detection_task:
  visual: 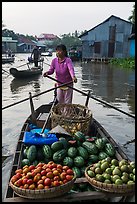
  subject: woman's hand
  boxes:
[73,76,77,83]
[43,72,48,77]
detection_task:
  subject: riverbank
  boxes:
[110,57,135,69]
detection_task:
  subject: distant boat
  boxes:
[41,51,52,57]
[9,66,43,79]
[68,50,82,61]
[2,54,15,64]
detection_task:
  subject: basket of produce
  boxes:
[10,161,76,199]
[85,158,135,193]
[51,103,92,135]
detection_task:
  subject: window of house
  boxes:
[94,42,101,54]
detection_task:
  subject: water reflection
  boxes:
[81,62,135,114]
[10,76,41,95]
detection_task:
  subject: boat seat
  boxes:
[37,113,51,128]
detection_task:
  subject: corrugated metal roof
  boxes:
[37,33,58,40]
[78,15,133,38]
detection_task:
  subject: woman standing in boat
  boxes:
[43,44,77,104]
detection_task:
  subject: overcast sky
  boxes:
[2,2,135,37]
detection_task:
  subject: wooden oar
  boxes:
[29,92,37,125]
[2,68,10,75]
[41,95,57,134]
[45,75,135,119]
[84,90,90,116]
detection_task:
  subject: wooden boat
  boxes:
[10,57,44,79]
[68,50,82,62]
[2,55,15,64]
[3,93,135,202]
[9,67,43,79]
[41,51,52,57]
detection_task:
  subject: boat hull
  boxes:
[2,57,15,64]
[9,67,43,79]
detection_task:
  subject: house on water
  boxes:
[78,15,134,62]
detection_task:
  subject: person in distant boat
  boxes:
[31,46,40,67]
[43,44,77,104]
[7,49,12,57]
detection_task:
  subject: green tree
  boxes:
[128,4,135,24]
[52,31,82,50]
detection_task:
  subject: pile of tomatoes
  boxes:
[10,161,75,190]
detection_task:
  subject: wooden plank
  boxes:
[4,190,134,202]
[3,191,106,202]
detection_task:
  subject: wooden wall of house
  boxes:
[80,16,133,59]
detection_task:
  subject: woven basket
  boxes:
[85,165,135,193]
[10,175,76,199]
[51,103,92,135]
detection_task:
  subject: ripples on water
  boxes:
[2,53,135,200]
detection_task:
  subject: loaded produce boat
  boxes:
[3,93,135,202]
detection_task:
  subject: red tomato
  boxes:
[44,178,51,186]
[37,179,44,185]
[44,185,50,189]
[66,169,74,175]
[26,172,33,179]
[53,180,60,187]
[23,184,29,189]
[41,170,47,176]
[27,179,33,185]
[31,171,36,177]
[53,175,60,181]
[37,184,44,189]
[48,161,54,165]
[36,163,44,168]
[22,178,28,185]
[15,169,23,174]
[11,175,18,183]
[29,183,35,190]
[14,178,23,187]
[35,166,42,173]
[46,168,52,173]
[23,167,29,174]
[15,173,22,179]
[33,174,41,183]
[62,165,69,171]
[46,171,54,179]
[66,175,73,181]
[53,170,60,176]
[23,165,29,169]
[60,172,67,180]
[51,163,57,168]
[63,179,68,184]
[57,164,63,170]
[28,165,35,171]
[41,176,46,180]
[42,164,47,169]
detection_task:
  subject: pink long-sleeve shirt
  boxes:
[47,57,75,85]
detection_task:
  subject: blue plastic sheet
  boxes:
[23,131,58,145]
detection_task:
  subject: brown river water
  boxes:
[2,53,135,200]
